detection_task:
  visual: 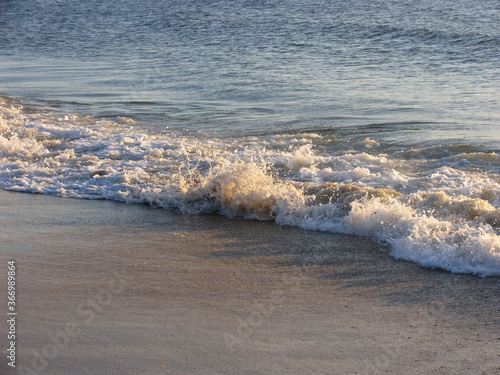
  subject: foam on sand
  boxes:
[1,97,499,276]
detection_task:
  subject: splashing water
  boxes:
[1,97,499,276]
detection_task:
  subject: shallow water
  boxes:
[1,0,499,275]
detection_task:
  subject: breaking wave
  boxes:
[1,97,499,276]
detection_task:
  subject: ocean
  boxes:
[0,0,499,276]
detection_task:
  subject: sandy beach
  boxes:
[0,189,498,375]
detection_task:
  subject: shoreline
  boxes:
[0,189,499,374]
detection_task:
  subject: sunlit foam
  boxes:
[1,97,499,276]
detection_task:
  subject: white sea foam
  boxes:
[1,97,499,276]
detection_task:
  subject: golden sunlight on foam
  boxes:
[304,182,402,209]
[178,162,304,219]
[410,191,497,221]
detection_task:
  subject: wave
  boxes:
[1,96,499,276]
[367,23,499,48]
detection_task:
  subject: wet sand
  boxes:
[0,189,499,375]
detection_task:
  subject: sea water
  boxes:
[1,0,499,275]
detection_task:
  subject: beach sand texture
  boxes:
[0,190,499,375]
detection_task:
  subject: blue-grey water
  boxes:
[1,0,499,275]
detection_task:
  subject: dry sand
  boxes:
[0,189,499,375]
